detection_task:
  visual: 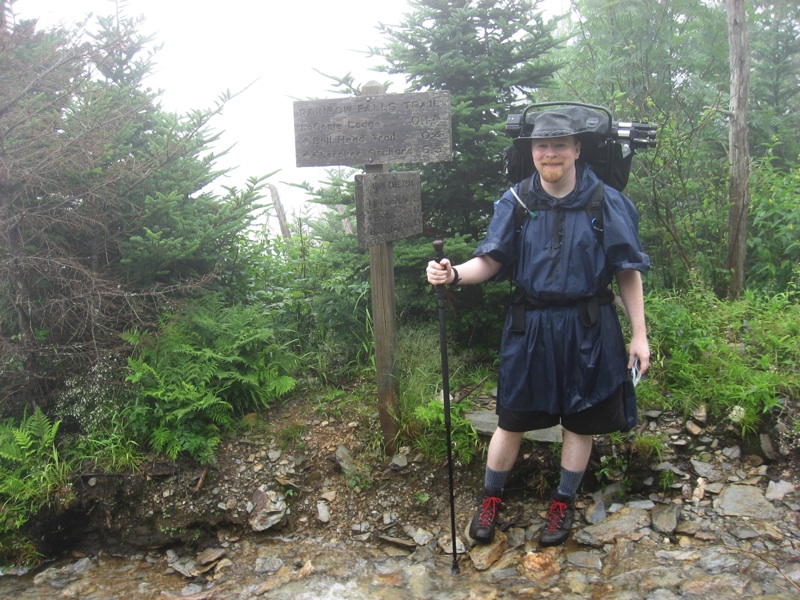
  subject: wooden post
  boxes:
[362,81,399,455]
[293,84,451,456]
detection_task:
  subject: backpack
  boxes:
[501,103,656,330]
[503,102,657,250]
[502,102,657,192]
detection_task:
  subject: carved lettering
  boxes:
[294,92,452,168]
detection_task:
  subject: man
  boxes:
[426,108,650,547]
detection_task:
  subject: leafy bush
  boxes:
[748,154,800,293]
[640,284,800,435]
[123,297,299,464]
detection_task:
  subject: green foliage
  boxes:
[658,469,677,493]
[394,323,482,464]
[373,0,562,237]
[629,432,667,463]
[55,354,143,473]
[0,408,73,566]
[747,154,800,293]
[410,400,480,465]
[640,285,800,436]
[393,234,509,352]
[123,297,299,464]
[0,13,265,413]
[747,1,800,166]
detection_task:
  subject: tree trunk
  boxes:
[725,0,751,298]
[269,184,291,239]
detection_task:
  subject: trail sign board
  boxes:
[355,171,422,248]
[294,91,452,168]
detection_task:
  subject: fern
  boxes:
[0,409,73,564]
[124,296,299,463]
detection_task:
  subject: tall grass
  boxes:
[638,284,800,436]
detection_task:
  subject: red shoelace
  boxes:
[478,496,502,526]
[544,499,569,531]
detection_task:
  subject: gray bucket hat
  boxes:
[512,106,606,155]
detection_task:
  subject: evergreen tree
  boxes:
[0,14,264,412]
[373,0,563,236]
[748,0,800,165]
[551,0,733,291]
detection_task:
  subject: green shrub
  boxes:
[123,296,299,464]
[641,285,800,435]
[747,155,800,293]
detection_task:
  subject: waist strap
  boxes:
[510,288,615,333]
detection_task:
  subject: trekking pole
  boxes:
[432,239,460,575]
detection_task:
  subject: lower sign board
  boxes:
[294,91,452,168]
[355,172,422,248]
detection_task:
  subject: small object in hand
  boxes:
[631,359,641,387]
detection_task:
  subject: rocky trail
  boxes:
[2,392,800,599]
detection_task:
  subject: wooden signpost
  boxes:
[294,82,452,454]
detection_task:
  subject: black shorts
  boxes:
[496,384,628,435]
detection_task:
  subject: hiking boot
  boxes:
[468,494,502,544]
[540,491,575,547]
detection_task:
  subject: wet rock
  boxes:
[765,479,795,500]
[651,504,681,534]
[403,524,432,546]
[518,548,561,585]
[691,477,707,503]
[251,560,315,595]
[254,556,283,574]
[574,507,651,547]
[760,434,778,460]
[591,481,627,506]
[691,405,708,423]
[715,484,778,518]
[469,530,508,571]
[437,534,466,555]
[689,459,718,480]
[168,557,197,578]
[722,445,742,460]
[585,501,607,525]
[566,550,603,570]
[627,499,656,510]
[196,547,226,565]
[33,557,95,588]
[317,501,330,523]
[378,534,416,549]
[334,445,357,478]
[696,546,741,572]
[390,453,408,470]
[685,420,703,436]
[248,489,287,531]
[680,572,749,597]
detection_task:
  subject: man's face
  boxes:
[531,136,581,184]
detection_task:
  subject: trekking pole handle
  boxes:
[433,239,444,263]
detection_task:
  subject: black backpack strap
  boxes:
[586,181,605,246]
[513,176,533,233]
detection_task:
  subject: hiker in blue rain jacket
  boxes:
[426,109,650,548]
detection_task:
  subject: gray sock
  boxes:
[557,468,585,497]
[484,467,510,497]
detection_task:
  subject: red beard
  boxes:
[539,163,566,183]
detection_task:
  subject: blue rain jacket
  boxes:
[473,165,650,416]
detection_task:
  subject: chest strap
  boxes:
[510,287,615,333]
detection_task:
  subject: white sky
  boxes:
[14,0,414,218]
